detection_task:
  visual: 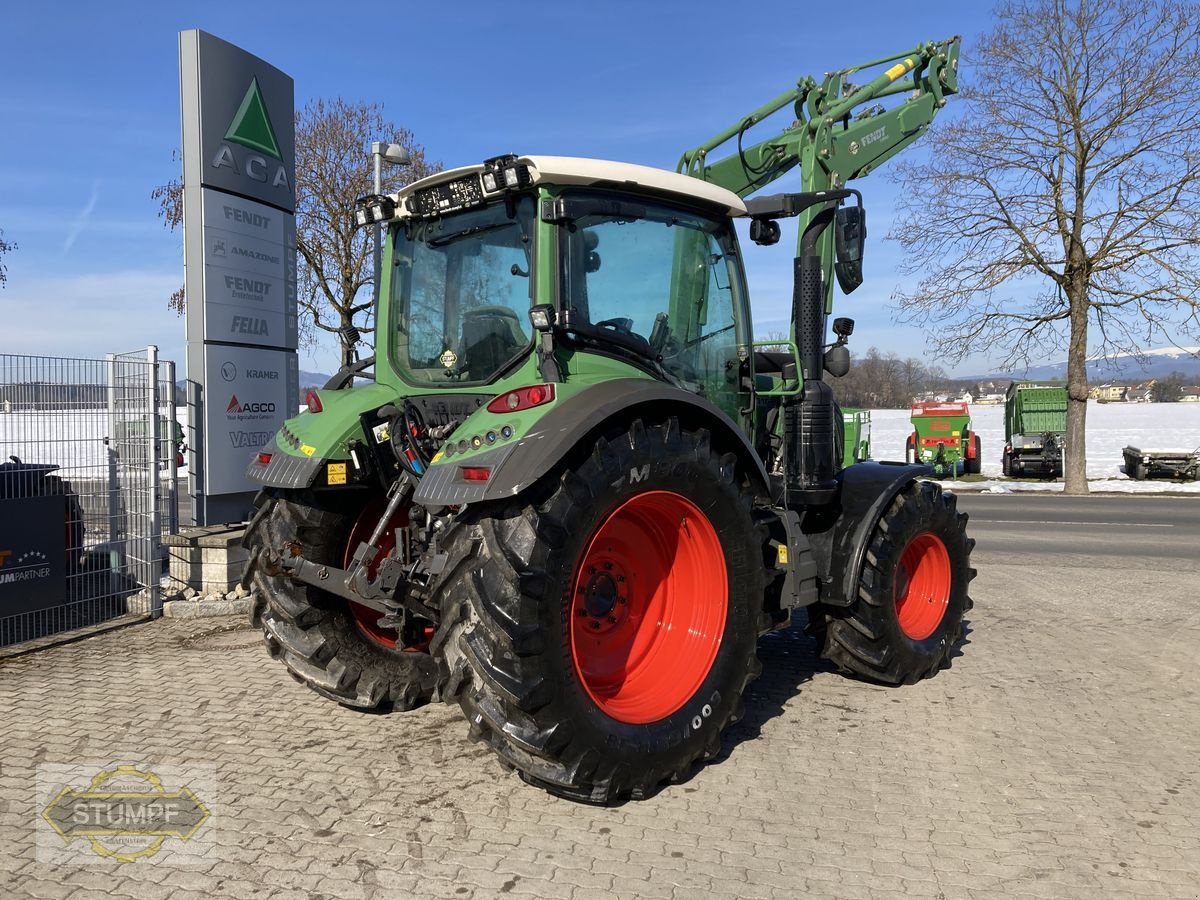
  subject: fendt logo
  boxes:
[226,395,276,415]
[210,77,290,190]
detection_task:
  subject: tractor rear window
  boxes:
[391,196,535,385]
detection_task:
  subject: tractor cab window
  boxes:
[559,194,747,417]
[391,195,535,385]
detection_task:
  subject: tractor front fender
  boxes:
[413,378,770,506]
[803,461,933,608]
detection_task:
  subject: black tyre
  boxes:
[905,432,917,465]
[817,480,974,685]
[433,418,765,803]
[244,491,439,711]
[1001,450,1012,478]
[1130,461,1148,481]
[964,433,982,475]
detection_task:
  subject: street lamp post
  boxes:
[370,142,411,306]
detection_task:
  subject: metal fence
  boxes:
[0,348,179,646]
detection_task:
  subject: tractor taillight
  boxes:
[257,452,272,465]
[461,467,491,481]
[305,390,323,413]
[487,384,556,414]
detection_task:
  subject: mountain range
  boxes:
[971,346,1200,384]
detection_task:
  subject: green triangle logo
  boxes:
[224,77,281,159]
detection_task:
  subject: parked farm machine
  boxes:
[242,38,973,802]
[905,402,981,477]
[1002,382,1066,478]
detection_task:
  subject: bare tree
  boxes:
[153,99,439,365]
[1150,371,1186,402]
[889,1,1200,493]
[294,99,437,366]
[0,228,15,289]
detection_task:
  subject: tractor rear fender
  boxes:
[413,378,770,506]
[802,461,933,608]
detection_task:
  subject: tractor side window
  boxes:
[392,196,535,385]
[562,198,744,416]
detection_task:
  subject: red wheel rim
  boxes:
[569,491,727,725]
[344,502,432,652]
[894,532,952,640]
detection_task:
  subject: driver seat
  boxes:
[461,306,527,379]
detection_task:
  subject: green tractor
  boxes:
[244,39,973,803]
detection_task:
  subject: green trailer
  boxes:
[1002,382,1065,478]
[904,402,980,476]
[841,407,871,467]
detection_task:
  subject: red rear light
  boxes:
[257,452,272,465]
[486,384,556,414]
[460,467,491,482]
[305,390,323,413]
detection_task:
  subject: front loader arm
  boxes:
[677,39,960,199]
[678,38,959,322]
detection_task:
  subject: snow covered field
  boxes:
[4,402,1198,494]
[866,402,1200,493]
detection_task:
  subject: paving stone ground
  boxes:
[1,552,1198,899]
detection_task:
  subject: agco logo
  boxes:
[226,395,276,415]
[210,77,290,191]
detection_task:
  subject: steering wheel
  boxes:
[595,317,634,334]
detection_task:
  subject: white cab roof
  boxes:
[396,155,747,217]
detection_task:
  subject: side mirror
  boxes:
[834,205,866,294]
[824,344,851,378]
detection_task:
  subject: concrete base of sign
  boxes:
[162,597,253,619]
[165,524,250,596]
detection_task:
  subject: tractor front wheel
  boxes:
[817,480,974,684]
[434,418,764,803]
[245,491,440,711]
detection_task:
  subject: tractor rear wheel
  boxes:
[433,418,764,803]
[817,480,974,685]
[245,491,440,711]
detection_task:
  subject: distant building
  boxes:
[1180,387,1200,403]
[1089,384,1127,402]
[1127,381,1155,402]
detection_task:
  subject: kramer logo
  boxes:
[210,77,290,191]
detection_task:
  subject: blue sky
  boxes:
[0,0,995,376]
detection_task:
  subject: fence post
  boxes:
[146,346,162,617]
[164,359,179,537]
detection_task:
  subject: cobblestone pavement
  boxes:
[2,546,1198,899]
